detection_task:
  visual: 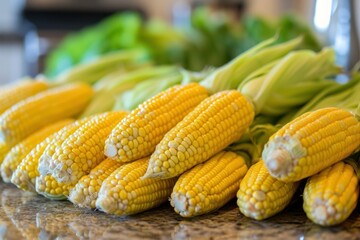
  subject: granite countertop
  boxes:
[0,183,360,240]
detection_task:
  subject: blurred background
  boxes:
[0,0,359,84]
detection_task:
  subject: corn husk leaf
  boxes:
[200,36,302,93]
[239,48,341,116]
[54,50,149,85]
[80,66,178,117]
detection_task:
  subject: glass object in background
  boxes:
[313,0,359,73]
[173,0,192,28]
[0,0,25,32]
[0,0,39,85]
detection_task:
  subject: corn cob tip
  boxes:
[264,149,292,172]
[237,190,268,220]
[170,192,192,217]
[262,135,306,180]
[313,205,328,222]
[240,205,260,220]
[69,187,87,207]
[306,200,343,226]
[96,195,120,214]
[69,183,98,209]
[10,172,36,193]
[104,144,117,158]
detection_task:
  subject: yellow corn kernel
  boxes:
[96,157,177,216]
[50,111,128,184]
[0,119,73,182]
[38,117,90,176]
[171,151,248,217]
[104,83,208,162]
[0,80,48,115]
[69,158,123,209]
[144,90,254,179]
[0,83,93,145]
[237,160,300,220]
[35,174,75,200]
[262,107,360,182]
[303,161,359,226]
[11,119,76,191]
[0,142,11,165]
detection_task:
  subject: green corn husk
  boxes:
[200,36,302,93]
[226,120,279,164]
[180,68,213,85]
[239,48,341,116]
[113,67,213,111]
[279,71,360,124]
[54,50,149,85]
[303,74,360,113]
[92,62,153,91]
[94,65,177,92]
[113,73,182,111]
[80,66,178,117]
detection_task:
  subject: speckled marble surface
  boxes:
[0,183,360,240]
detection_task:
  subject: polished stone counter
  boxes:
[0,183,359,240]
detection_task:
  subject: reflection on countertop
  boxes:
[0,183,360,240]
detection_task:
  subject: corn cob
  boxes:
[35,174,75,200]
[0,80,48,115]
[38,118,90,176]
[11,134,53,191]
[104,83,208,163]
[237,160,300,220]
[11,120,80,192]
[303,161,359,226]
[0,142,11,165]
[0,119,73,182]
[69,158,123,209]
[170,151,248,217]
[50,111,128,184]
[144,90,254,179]
[96,157,177,216]
[262,107,360,182]
[0,83,93,145]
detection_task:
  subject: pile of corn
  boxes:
[0,37,359,228]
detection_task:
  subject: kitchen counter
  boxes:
[0,183,360,240]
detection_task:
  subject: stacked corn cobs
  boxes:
[0,38,359,229]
